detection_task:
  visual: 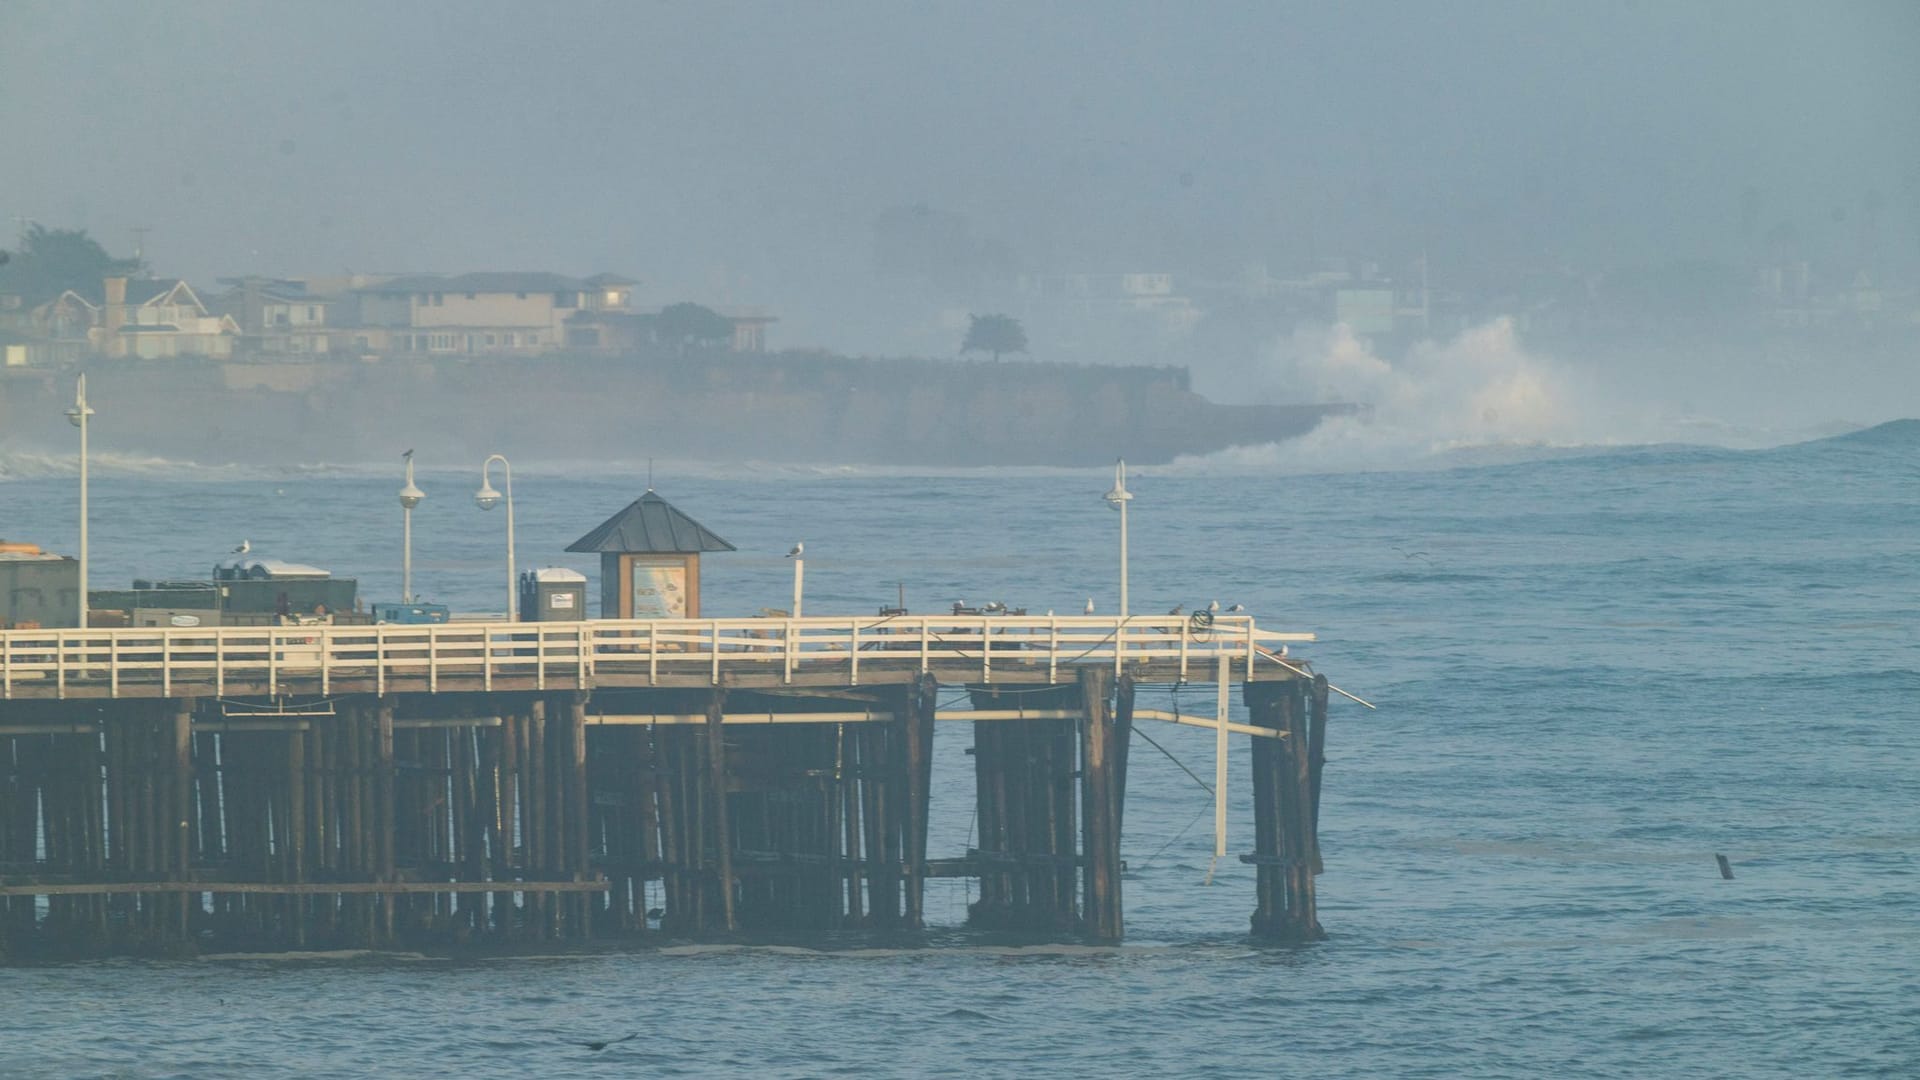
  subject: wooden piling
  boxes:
[1244,679,1325,942]
[1079,667,1122,940]
[705,687,737,931]
[568,693,591,937]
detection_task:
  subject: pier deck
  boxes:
[0,614,1331,958]
[0,614,1311,700]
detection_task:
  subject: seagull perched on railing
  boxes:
[231,540,250,555]
[1084,597,1095,615]
[786,542,803,558]
[1226,603,1245,613]
[1168,603,1184,616]
[1208,599,1220,613]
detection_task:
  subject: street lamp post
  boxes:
[790,544,805,618]
[66,375,95,628]
[1103,458,1132,618]
[398,450,424,604]
[474,454,516,620]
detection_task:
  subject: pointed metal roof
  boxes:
[566,490,735,554]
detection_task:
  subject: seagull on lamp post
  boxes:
[787,542,804,558]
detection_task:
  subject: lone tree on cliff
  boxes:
[961,313,1027,361]
[654,302,734,352]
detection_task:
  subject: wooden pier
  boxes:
[0,614,1332,958]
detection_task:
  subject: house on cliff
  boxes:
[347,271,637,355]
[564,304,776,353]
[3,277,238,363]
[93,277,239,359]
[208,278,335,357]
[333,270,775,356]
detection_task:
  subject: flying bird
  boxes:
[786,542,804,558]
[231,540,250,555]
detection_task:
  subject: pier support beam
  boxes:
[1245,680,1325,942]
[1078,667,1121,939]
[706,686,737,931]
[171,701,193,939]
[966,686,1081,932]
[902,674,936,929]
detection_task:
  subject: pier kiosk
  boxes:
[565,489,735,618]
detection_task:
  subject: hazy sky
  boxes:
[4,0,1916,349]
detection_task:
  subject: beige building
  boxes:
[94,277,239,359]
[352,272,636,355]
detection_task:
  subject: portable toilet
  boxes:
[566,489,734,618]
[519,568,588,621]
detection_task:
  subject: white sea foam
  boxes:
[1176,317,1882,474]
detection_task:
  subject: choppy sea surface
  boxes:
[0,421,1915,1078]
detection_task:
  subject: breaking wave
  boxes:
[1178,317,1885,474]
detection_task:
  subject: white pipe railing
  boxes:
[0,615,1316,700]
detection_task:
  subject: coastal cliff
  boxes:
[0,351,1353,467]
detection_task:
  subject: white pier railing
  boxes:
[0,615,1314,700]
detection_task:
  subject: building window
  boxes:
[433,293,444,306]
[516,292,527,300]
[554,291,576,308]
[306,305,318,320]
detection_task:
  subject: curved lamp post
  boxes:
[474,454,516,620]
[398,450,424,603]
[66,375,95,628]
[1103,458,1132,618]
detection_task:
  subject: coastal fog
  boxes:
[2,1,1917,464]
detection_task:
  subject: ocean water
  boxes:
[0,422,1915,1078]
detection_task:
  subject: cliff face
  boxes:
[0,352,1351,467]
